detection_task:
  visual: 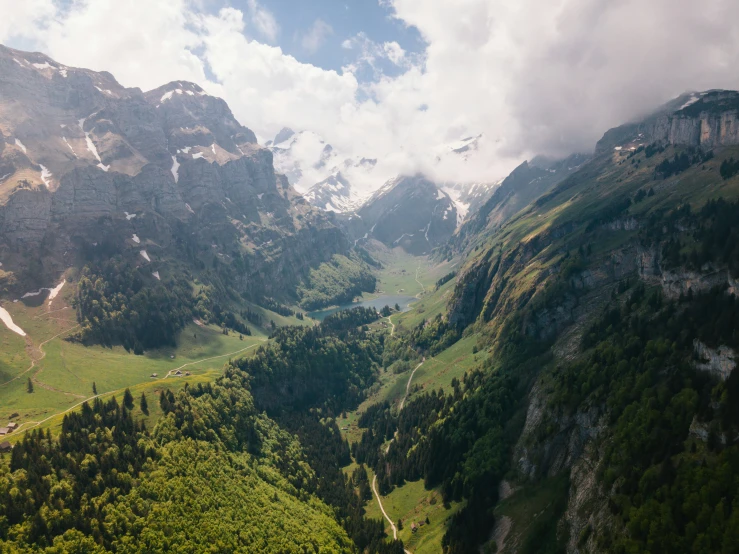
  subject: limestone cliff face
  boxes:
[0,45,346,300]
[596,90,739,153]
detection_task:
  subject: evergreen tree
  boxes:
[26,377,33,393]
[140,392,149,415]
[92,382,97,395]
[123,388,134,409]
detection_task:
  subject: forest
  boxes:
[297,253,377,310]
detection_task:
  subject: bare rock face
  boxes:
[348,174,457,255]
[596,90,739,153]
[0,45,347,301]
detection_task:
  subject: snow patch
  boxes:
[62,137,77,157]
[95,86,112,95]
[680,94,700,110]
[211,144,217,156]
[171,155,180,183]
[32,62,53,70]
[21,290,44,299]
[178,146,192,154]
[192,152,204,159]
[140,250,151,262]
[124,212,136,220]
[15,139,27,154]
[59,69,67,78]
[47,281,65,303]
[614,146,623,151]
[436,189,446,200]
[79,117,108,170]
[0,306,25,337]
[161,90,174,102]
[13,58,24,67]
[132,234,140,244]
[39,165,52,188]
[185,203,195,214]
[152,271,161,281]
[0,173,12,182]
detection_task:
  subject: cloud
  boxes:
[2,0,739,188]
[301,19,333,55]
[245,0,279,42]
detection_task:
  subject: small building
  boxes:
[150,373,158,378]
[185,371,191,376]
[7,422,18,431]
[0,428,8,436]
[411,523,418,533]
[172,369,183,376]
[0,441,11,453]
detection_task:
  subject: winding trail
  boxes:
[372,475,398,539]
[414,264,426,297]
[0,323,80,388]
[372,475,412,554]
[399,358,425,411]
[13,341,265,435]
[386,316,396,336]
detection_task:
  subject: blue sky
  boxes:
[232,0,425,75]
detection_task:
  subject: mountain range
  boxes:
[3,43,739,554]
[0,45,355,306]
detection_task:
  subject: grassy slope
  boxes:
[0,281,275,438]
[364,468,465,554]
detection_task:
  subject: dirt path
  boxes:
[414,264,426,297]
[0,323,80,388]
[14,341,265,435]
[386,315,396,336]
[399,358,424,411]
[372,474,412,553]
[373,474,398,539]
[163,341,266,378]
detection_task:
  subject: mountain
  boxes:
[269,128,498,223]
[0,45,357,308]
[339,174,457,255]
[391,90,739,551]
[268,128,381,211]
[442,152,590,255]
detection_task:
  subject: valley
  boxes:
[2,31,739,554]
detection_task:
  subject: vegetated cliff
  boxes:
[435,92,739,551]
[442,153,590,258]
[0,45,347,304]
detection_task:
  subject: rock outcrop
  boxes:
[0,45,347,301]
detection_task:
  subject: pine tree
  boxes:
[123,388,134,409]
[140,392,149,415]
[92,382,97,395]
[26,377,33,393]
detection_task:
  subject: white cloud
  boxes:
[2,0,739,189]
[382,42,405,65]
[245,0,279,42]
[301,19,333,55]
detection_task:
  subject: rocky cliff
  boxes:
[344,174,457,255]
[596,90,739,153]
[0,45,346,301]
